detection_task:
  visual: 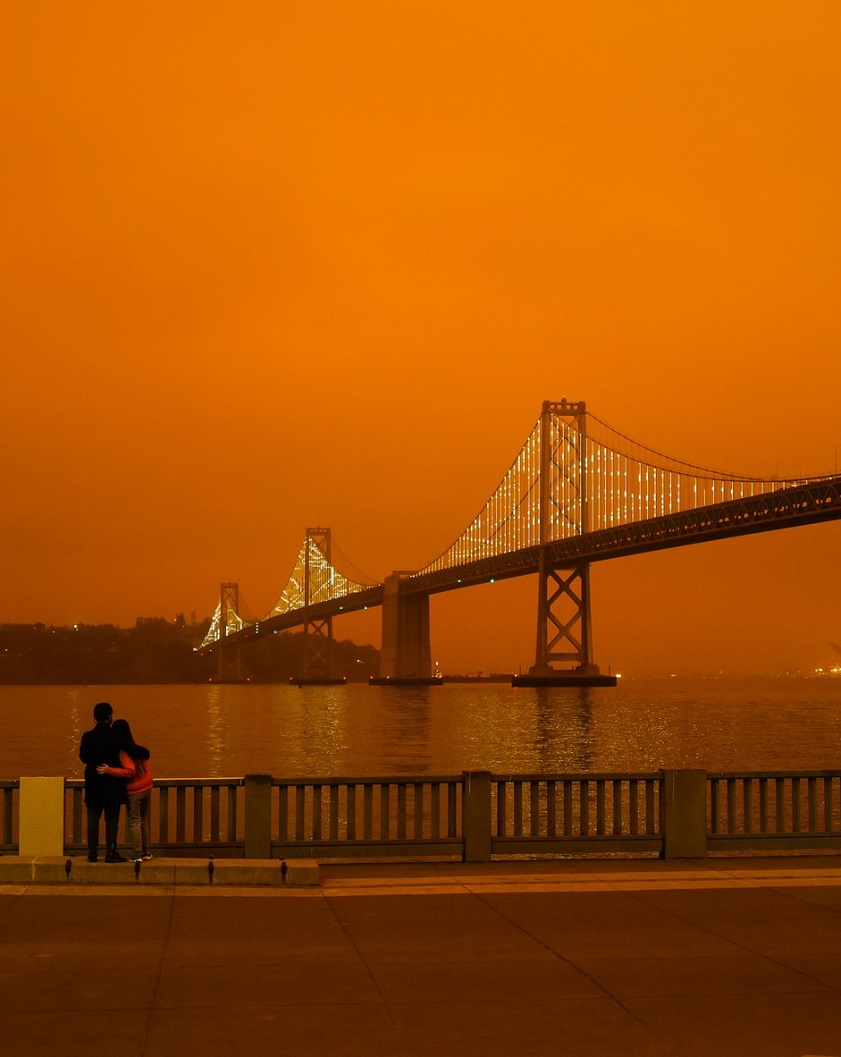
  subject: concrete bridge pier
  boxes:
[216,640,242,682]
[373,574,439,685]
[514,561,617,687]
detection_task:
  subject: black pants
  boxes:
[86,802,121,850]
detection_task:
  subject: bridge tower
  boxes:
[524,399,607,684]
[376,573,434,682]
[216,582,242,682]
[298,526,340,683]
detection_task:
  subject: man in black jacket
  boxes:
[78,701,127,862]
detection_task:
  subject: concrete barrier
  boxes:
[174,858,215,885]
[71,860,138,884]
[0,855,320,887]
[211,858,284,886]
[33,856,70,883]
[283,859,320,886]
[0,855,37,883]
[135,859,177,884]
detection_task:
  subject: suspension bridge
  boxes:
[201,399,841,685]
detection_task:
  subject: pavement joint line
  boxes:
[463,871,661,1045]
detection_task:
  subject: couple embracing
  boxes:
[78,701,154,864]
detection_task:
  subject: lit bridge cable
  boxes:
[200,399,841,685]
[414,402,836,578]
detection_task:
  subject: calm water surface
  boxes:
[1,678,840,780]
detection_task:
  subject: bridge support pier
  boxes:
[216,641,242,682]
[300,614,337,681]
[374,575,439,685]
[514,561,616,687]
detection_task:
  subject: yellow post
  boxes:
[19,777,65,857]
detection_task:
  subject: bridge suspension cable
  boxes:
[417,400,834,576]
[266,529,377,619]
[198,582,244,651]
[199,400,839,660]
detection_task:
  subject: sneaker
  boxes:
[130,854,144,863]
[105,850,128,863]
[87,852,98,863]
[142,853,153,861]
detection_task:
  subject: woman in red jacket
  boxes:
[97,719,154,863]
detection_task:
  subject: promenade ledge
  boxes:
[0,854,319,887]
[3,768,841,866]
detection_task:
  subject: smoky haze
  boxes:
[2,2,840,678]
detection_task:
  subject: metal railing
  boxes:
[64,778,244,857]
[491,773,662,856]
[2,769,841,862]
[708,771,841,852]
[269,776,463,859]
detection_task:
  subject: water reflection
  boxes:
[376,689,433,774]
[531,688,596,772]
[66,688,86,774]
[205,685,227,775]
[283,685,350,775]
[2,678,841,779]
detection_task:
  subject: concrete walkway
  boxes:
[1,856,841,1057]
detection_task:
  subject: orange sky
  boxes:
[3,2,840,677]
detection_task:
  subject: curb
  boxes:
[0,855,320,887]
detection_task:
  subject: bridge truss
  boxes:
[411,399,836,676]
[201,399,841,680]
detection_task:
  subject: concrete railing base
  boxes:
[0,856,320,887]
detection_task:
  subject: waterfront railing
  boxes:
[491,773,662,857]
[64,778,243,857]
[269,775,463,859]
[708,770,841,852]
[3,769,841,861]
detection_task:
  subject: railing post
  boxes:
[661,769,707,859]
[244,774,272,858]
[462,771,492,862]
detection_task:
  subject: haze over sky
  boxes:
[3,2,840,678]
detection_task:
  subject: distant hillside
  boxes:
[0,620,379,684]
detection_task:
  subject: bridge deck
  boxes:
[230,477,841,639]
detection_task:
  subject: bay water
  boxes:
[2,678,840,782]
